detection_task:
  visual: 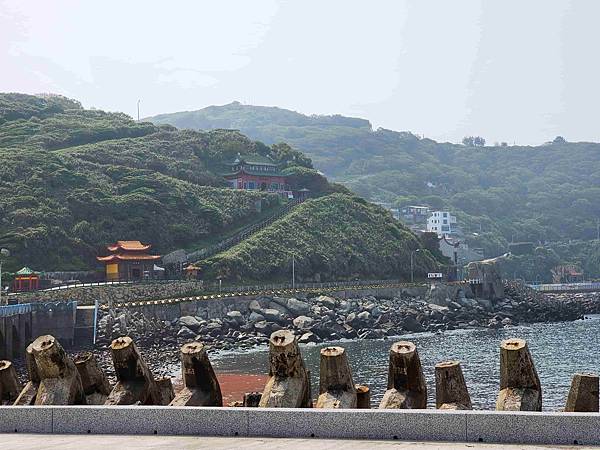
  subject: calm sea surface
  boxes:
[211,315,600,410]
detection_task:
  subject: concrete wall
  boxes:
[0,407,599,445]
[11,281,206,305]
[31,302,77,346]
[0,305,32,360]
[0,302,78,358]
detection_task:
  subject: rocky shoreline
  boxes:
[75,282,591,383]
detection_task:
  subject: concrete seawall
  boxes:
[1,406,599,445]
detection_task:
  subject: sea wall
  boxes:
[10,281,206,305]
[1,407,599,445]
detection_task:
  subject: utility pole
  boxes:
[137,99,141,121]
[0,248,9,306]
[410,249,420,283]
[597,218,599,241]
[292,255,295,289]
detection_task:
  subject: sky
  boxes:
[1,0,598,145]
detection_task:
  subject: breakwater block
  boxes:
[155,377,175,405]
[75,352,112,405]
[356,384,371,409]
[259,330,311,408]
[13,343,40,405]
[316,346,357,409]
[105,336,159,405]
[169,341,223,406]
[435,360,472,410]
[565,373,599,412]
[379,341,427,409]
[0,360,21,405]
[243,392,262,407]
[496,338,542,411]
[32,335,86,405]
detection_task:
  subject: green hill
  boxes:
[0,93,437,283]
[199,193,439,282]
[148,103,600,271]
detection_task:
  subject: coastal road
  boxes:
[2,435,594,449]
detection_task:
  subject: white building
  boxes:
[427,211,457,236]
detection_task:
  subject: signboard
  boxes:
[427,272,443,279]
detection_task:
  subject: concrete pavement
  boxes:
[0,435,595,450]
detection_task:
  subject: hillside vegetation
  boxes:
[0,94,307,271]
[149,103,600,268]
[0,93,437,284]
[199,193,439,282]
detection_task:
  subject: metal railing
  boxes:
[528,282,600,293]
[0,303,32,317]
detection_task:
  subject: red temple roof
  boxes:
[98,240,160,263]
[97,254,161,262]
[107,240,152,252]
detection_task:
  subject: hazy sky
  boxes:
[1,0,598,144]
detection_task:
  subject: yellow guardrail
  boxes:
[102,282,426,310]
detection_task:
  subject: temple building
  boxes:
[12,267,40,292]
[223,154,288,194]
[97,241,161,281]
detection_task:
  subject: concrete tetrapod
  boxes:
[105,336,160,405]
[496,338,542,411]
[13,343,40,405]
[169,341,223,406]
[565,373,599,412]
[316,346,357,409]
[31,335,86,405]
[379,341,427,409]
[75,352,112,405]
[259,330,311,408]
[435,360,472,410]
[155,377,175,405]
[355,384,371,409]
[0,360,21,405]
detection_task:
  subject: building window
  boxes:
[248,181,255,189]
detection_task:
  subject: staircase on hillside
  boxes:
[185,198,304,264]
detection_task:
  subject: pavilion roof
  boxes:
[107,240,152,252]
[97,254,161,262]
[223,167,287,178]
[15,267,37,276]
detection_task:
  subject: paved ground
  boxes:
[0,435,595,449]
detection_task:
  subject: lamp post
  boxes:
[292,254,295,289]
[0,248,10,306]
[410,248,420,283]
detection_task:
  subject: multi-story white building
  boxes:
[427,211,457,236]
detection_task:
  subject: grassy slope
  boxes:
[199,193,439,282]
[148,103,600,261]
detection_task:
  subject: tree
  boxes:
[552,136,567,144]
[462,136,485,147]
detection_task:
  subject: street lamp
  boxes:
[410,248,420,283]
[0,248,10,305]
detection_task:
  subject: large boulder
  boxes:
[248,312,265,323]
[263,308,285,323]
[179,316,202,331]
[268,302,291,317]
[293,315,314,330]
[287,298,310,316]
[315,295,336,309]
[226,311,244,324]
[402,315,425,333]
[177,326,196,339]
